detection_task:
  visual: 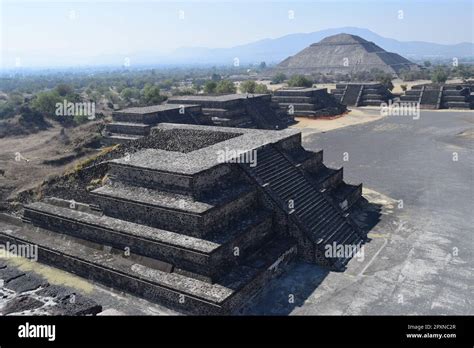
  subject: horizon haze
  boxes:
[1,0,473,69]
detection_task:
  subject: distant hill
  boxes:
[160,27,474,66]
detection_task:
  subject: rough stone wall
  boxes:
[92,189,258,238]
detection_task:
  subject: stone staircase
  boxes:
[420,88,442,109]
[245,95,294,129]
[399,87,423,103]
[168,94,293,130]
[332,83,393,107]
[441,85,473,109]
[272,88,346,118]
[12,146,299,314]
[341,85,362,106]
[4,124,367,314]
[398,84,474,110]
[240,145,365,269]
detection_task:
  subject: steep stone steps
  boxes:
[245,99,291,130]
[242,145,364,267]
[0,224,296,315]
[420,89,441,107]
[23,202,274,282]
[341,85,362,106]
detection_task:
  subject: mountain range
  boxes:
[159,27,474,66]
[2,27,473,69]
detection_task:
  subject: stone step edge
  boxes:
[0,226,296,314]
[24,203,216,256]
[90,184,256,217]
[106,122,150,128]
[0,227,230,311]
[25,201,272,258]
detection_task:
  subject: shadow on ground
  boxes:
[245,199,383,315]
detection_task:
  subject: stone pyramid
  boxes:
[276,33,419,76]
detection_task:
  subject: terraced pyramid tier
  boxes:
[398,83,474,109]
[13,123,366,314]
[272,88,347,118]
[331,83,393,107]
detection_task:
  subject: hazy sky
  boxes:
[1,0,473,68]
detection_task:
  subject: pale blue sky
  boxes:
[1,0,473,68]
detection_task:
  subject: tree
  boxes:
[378,74,394,91]
[254,83,269,94]
[211,73,222,81]
[204,81,217,94]
[141,84,164,105]
[172,88,197,96]
[159,79,174,90]
[0,102,16,120]
[431,67,449,84]
[454,64,474,81]
[240,80,257,93]
[287,75,313,88]
[259,62,267,70]
[423,61,432,68]
[120,87,139,101]
[55,84,74,97]
[240,80,269,94]
[19,104,45,124]
[215,80,236,94]
[271,73,287,84]
[31,90,62,118]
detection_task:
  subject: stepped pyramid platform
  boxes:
[275,33,419,76]
[104,104,204,145]
[3,124,366,315]
[331,83,393,107]
[167,94,294,130]
[398,83,474,109]
[272,87,347,118]
[104,95,295,145]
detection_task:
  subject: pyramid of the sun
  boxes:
[275,33,419,76]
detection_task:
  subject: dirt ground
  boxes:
[0,121,103,206]
[291,107,385,137]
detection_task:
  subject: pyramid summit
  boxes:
[276,33,419,76]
